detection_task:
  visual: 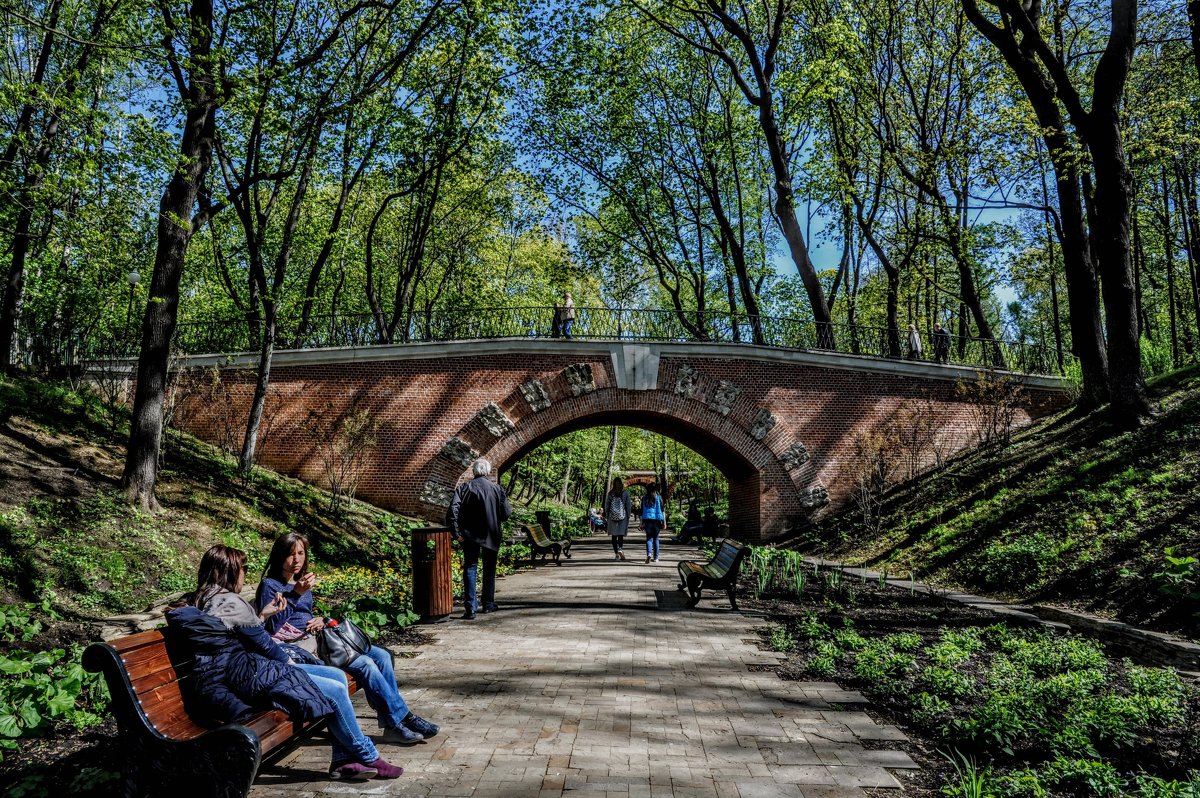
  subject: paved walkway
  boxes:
[252,537,918,797]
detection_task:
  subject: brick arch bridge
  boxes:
[170,340,1069,541]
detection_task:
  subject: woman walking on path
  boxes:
[907,323,923,361]
[641,484,665,563]
[604,477,632,560]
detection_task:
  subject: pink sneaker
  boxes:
[329,761,377,780]
[369,758,404,779]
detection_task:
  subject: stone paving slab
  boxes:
[251,537,915,796]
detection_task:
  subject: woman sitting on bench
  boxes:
[255,533,439,746]
[177,544,403,781]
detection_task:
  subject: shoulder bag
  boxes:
[317,618,372,668]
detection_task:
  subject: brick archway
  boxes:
[424,387,822,541]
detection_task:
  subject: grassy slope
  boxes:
[798,365,1200,641]
[0,376,418,625]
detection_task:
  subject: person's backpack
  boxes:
[607,492,626,522]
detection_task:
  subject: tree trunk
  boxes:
[122,0,218,509]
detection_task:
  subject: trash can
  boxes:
[411,527,452,623]
[535,510,552,538]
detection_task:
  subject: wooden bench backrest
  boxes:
[711,540,746,574]
[525,524,553,547]
[105,628,209,742]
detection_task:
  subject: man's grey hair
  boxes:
[472,459,492,477]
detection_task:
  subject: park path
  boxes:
[251,536,918,797]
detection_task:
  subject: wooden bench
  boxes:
[677,538,750,610]
[523,524,572,565]
[82,628,357,798]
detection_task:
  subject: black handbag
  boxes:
[317,618,372,668]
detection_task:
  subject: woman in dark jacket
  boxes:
[170,545,402,781]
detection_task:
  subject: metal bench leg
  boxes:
[686,574,703,608]
[552,543,562,565]
[562,540,572,559]
[726,585,739,611]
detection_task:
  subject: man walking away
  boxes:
[559,292,576,339]
[448,459,512,620]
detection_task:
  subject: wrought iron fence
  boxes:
[23,306,1069,376]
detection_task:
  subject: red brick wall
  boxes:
[167,343,1069,542]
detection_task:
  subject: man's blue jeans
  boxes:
[345,645,409,729]
[296,664,380,766]
[461,539,498,611]
[563,318,574,339]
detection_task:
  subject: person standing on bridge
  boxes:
[640,483,665,563]
[448,459,512,620]
[604,476,632,560]
[932,321,951,364]
[557,291,576,339]
[907,323,923,361]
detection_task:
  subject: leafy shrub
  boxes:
[920,665,978,700]
[798,612,830,639]
[0,642,108,761]
[974,533,1062,590]
[995,768,1048,798]
[1040,756,1123,797]
[913,692,953,727]
[769,625,795,653]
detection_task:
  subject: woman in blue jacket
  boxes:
[255,533,439,745]
[640,484,666,563]
[174,545,402,781]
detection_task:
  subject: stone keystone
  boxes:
[419,480,454,507]
[779,441,810,470]
[439,436,478,467]
[749,408,776,441]
[673,364,700,398]
[476,403,515,437]
[707,379,741,416]
[798,484,829,510]
[563,363,596,396]
[519,379,551,411]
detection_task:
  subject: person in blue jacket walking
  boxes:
[641,483,666,563]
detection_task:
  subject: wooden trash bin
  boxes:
[411,527,453,622]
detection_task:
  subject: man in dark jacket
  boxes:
[448,458,512,619]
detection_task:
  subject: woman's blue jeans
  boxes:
[643,520,661,558]
[296,664,379,766]
[345,645,409,729]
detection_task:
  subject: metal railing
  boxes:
[24,306,1069,376]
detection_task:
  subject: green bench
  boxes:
[677,538,750,610]
[523,523,572,566]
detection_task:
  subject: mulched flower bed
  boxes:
[736,563,1200,798]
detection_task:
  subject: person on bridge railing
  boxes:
[554,292,575,339]
[932,322,951,365]
[907,324,923,361]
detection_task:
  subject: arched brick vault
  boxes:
[469,399,791,540]
[163,340,1072,543]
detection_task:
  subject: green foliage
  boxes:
[1040,757,1124,797]
[973,533,1064,590]
[940,749,996,798]
[769,625,795,653]
[1152,547,1200,600]
[0,626,108,761]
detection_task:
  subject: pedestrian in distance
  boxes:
[932,321,951,364]
[641,483,665,563]
[907,323,923,361]
[603,476,632,560]
[557,292,576,339]
[448,459,512,620]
